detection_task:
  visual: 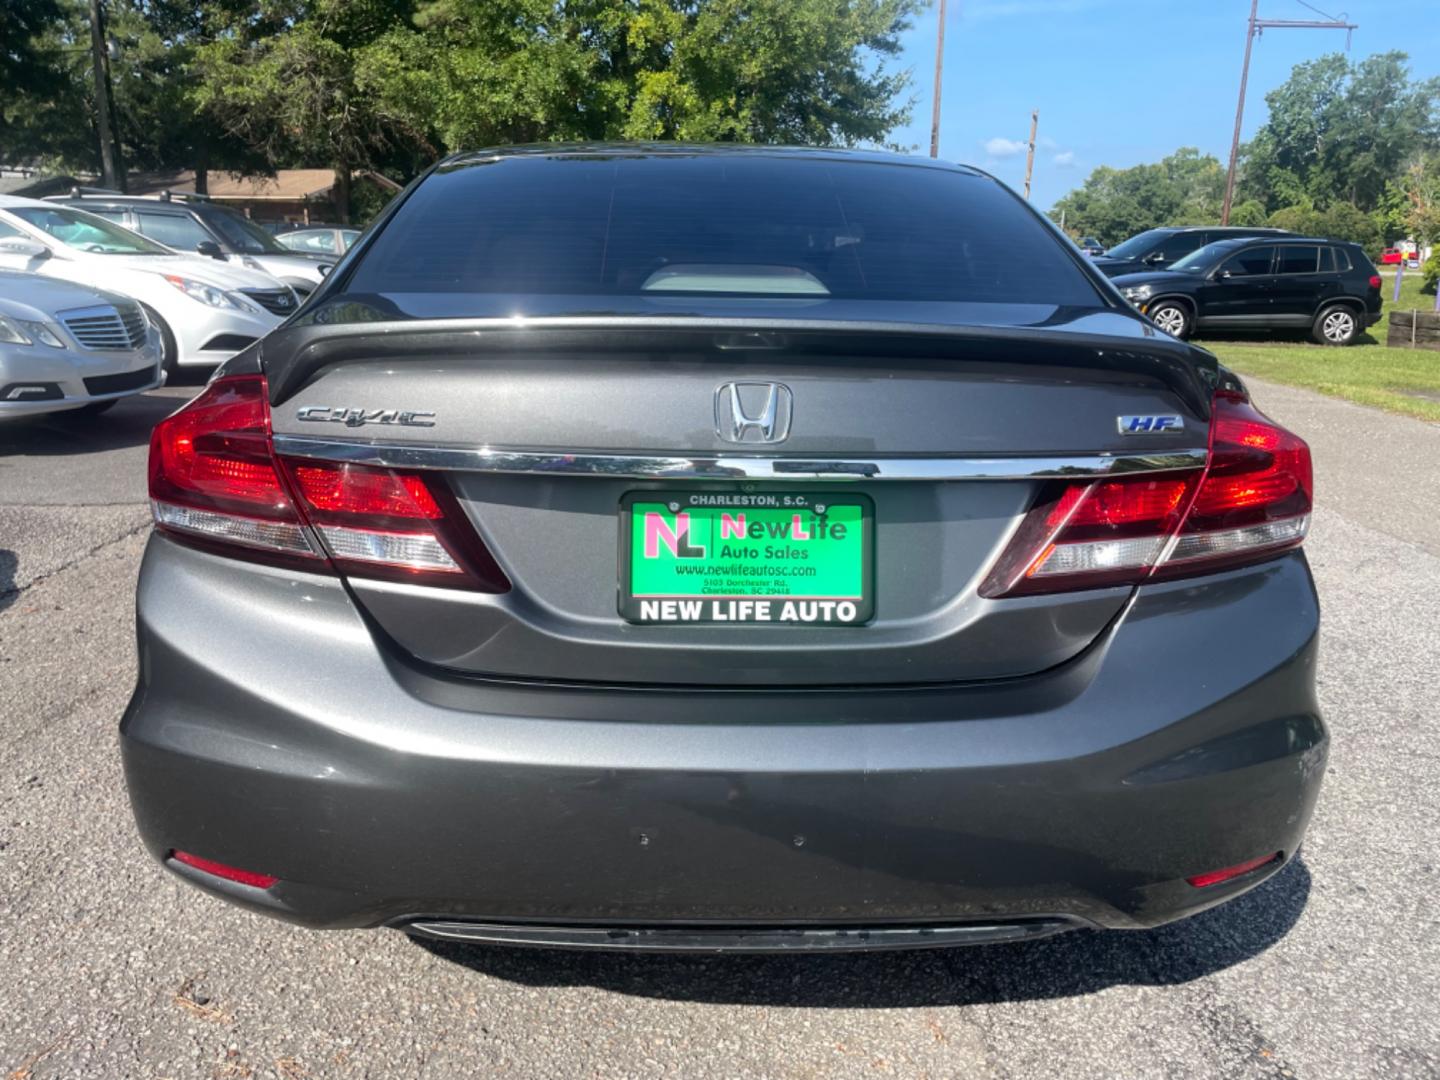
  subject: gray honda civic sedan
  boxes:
[122,145,1325,952]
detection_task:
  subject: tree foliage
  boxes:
[3,0,920,217]
[1048,148,1224,243]
[1,0,270,179]
[1054,51,1439,250]
[361,0,918,150]
[1240,52,1439,215]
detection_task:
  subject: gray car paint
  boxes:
[122,536,1324,930]
[121,146,1325,942]
[262,330,1214,684]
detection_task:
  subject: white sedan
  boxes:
[0,269,162,418]
[0,196,292,374]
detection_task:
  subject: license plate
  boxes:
[619,491,874,625]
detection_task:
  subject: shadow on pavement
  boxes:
[413,858,1311,1008]
[0,548,15,614]
[0,389,189,457]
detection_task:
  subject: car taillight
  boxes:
[980,391,1310,598]
[149,374,509,591]
[1368,274,1382,290]
[148,375,319,560]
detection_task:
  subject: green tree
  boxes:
[1393,153,1440,245]
[0,0,64,102]
[0,0,94,171]
[1228,199,1269,227]
[191,0,921,219]
[1048,148,1225,243]
[1,1,268,182]
[1317,202,1382,251]
[193,0,430,221]
[362,0,920,152]
[1241,51,1440,214]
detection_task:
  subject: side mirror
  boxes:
[0,237,51,259]
[195,240,225,260]
[317,264,332,277]
[1216,269,1233,280]
[1143,252,1166,265]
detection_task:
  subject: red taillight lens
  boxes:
[149,374,509,591]
[149,375,320,560]
[1368,274,1382,290]
[278,459,509,589]
[291,464,442,519]
[171,849,279,889]
[980,393,1310,598]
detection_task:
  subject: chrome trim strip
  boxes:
[271,434,1209,482]
[403,918,1082,952]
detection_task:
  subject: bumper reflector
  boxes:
[1186,851,1283,888]
[170,850,279,889]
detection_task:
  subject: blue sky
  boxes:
[889,0,1440,209]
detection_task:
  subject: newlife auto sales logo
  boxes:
[624,492,871,625]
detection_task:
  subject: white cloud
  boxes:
[1053,151,1077,168]
[984,137,1027,158]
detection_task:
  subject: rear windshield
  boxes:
[207,210,289,254]
[340,154,1101,313]
[1104,229,1169,260]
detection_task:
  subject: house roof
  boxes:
[128,169,402,200]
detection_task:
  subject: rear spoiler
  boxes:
[256,315,1224,417]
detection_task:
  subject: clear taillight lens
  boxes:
[149,374,509,591]
[980,392,1311,598]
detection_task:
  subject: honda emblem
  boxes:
[715,382,793,444]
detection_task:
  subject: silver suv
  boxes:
[49,192,334,296]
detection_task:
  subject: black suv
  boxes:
[1113,236,1382,345]
[48,192,333,298]
[1092,226,1290,277]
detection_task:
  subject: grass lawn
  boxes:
[1194,270,1440,423]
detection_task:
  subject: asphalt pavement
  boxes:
[1,376,1437,1079]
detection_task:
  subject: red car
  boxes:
[1378,248,1406,265]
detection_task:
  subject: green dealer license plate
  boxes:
[619,491,874,625]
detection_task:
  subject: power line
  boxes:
[1220,0,1358,224]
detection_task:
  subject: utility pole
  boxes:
[929,0,947,158]
[1023,109,1039,200]
[1221,0,1357,224]
[87,0,123,191]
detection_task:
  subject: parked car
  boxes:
[1113,236,1382,345]
[275,226,360,256]
[0,269,162,418]
[1091,225,1291,277]
[0,196,289,373]
[124,145,1324,950]
[1377,247,1405,265]
[1076,236,1105,256]
[48,192,335,296]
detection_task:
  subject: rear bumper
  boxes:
[121,536,1327,942]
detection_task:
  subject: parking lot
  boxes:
[1,378,1438,1079]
